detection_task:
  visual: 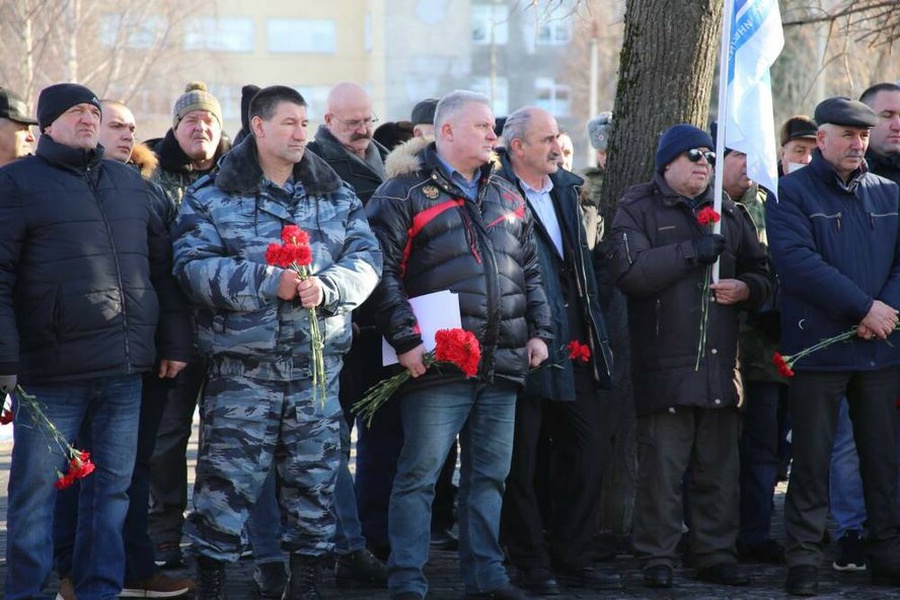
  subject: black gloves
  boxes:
[694,234,726,265]
[0,374,16,395]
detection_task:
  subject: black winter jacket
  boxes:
[366,139,553,388]
[0,136,192,383]
[496,149,613,398]
[306,125,389,204]
[610,174,770,416]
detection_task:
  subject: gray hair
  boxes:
[501,107,537,144]
[434,90,492,130]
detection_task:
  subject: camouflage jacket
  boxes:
[150,130,230,207]
[173,137,382,378]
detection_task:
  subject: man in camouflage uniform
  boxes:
[172,85,382,599]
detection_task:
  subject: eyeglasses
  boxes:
[685,148,716,165]
[331,112,379,130]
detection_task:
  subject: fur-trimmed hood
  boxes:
[214,135,344,197]
[129,142,158,179]
[384,136,431,179]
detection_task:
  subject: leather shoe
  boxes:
[696,562,749,586]
[463,582,528,599]
[642,564,673,588]
[785,565,818,596]
[517,567,561,595]
[556,565,622,590]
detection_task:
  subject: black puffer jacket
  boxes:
[0,136,192,383]
[366,139,553,387]
[610,174,771,415]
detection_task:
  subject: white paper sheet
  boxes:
[382,290,462,366]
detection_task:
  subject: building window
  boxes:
[206,84,240,121]
[536,17,572,45]
[534,78,571,117]
[471,4,508,45]
[295,85,332,120]
[184,18,255,53]
[100,14,165,49]
[267,19,337,54]
[471,76,508,117]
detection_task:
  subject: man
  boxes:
[767,97,900,596]
[778,115,818,176]
[51,99,195,598]
[0,83,190,598]
[496,106,617,595]
[0,87,36,166]
[354,93,463,563]
[148,81,232,570]
[172,85,382,598]
[610,123,770,589]
[711,127,787,565]
[861,82,900,184]
[410,97,438,139]
[305,80,390,587]
[307,81,388,204]
[581,111,613,251]
[366,90,552,600]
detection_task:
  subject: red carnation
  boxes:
[265,243,290,268]
[566,340,591,363]
[285,243,313,267]
[771,352,794,378]
[0,408,12,425]
[434,328,481,378]
[697,207,721,226]
[281,225,309,246]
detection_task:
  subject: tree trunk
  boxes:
[594,0,722,543]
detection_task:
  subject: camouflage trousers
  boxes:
[185,358,342,562]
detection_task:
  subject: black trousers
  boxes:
[785,367,900,569]
[501,372,609,571]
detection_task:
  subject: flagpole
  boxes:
[712,0,735,283]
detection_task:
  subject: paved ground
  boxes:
[2,429,900,599]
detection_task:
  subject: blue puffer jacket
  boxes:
[767,149,900,370]
[172,137,382,379]
[0,136,191,383]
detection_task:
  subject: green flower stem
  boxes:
[353,352,436,427]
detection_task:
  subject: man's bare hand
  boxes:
[860,300,899,339]
[399,344,427,378]
[709,279,750,305]
[158,360,188,379]
[526,337,549,368]
[298,276,324,309]
[277,269,300,300]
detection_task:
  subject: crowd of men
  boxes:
[0,76,899,600]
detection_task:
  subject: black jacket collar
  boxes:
[36,135,104,173]
[153,129,229,175]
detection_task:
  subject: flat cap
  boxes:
[410,98,438,126]
[814,97,877,128]
[0,88,37,125]
[779,115,818,146]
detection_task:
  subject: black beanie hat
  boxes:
[655,124,714,173]
[240,85,260,134]
[37,83,101,131]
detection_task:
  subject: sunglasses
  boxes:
[685,148,716,165]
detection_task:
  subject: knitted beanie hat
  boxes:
[172,81,222,129]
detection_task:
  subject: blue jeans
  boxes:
[830,397,867,537]
[388,380,516,597]
[6,375,142,599]
[334,417,367,554]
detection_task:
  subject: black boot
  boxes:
[282,553,323,600]
[196,555,227,600]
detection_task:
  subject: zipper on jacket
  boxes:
[623,231,634,264]
[655,299,661,339]
[86,168,133,370]
[810,211,842,231]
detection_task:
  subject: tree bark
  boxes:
[594,0,723,542]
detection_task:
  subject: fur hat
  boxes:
[655,124,714,173]
[37,83,101,131]
[172,81,222,129]
[587,112,613,151]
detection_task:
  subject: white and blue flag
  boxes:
[722,0,784,199]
